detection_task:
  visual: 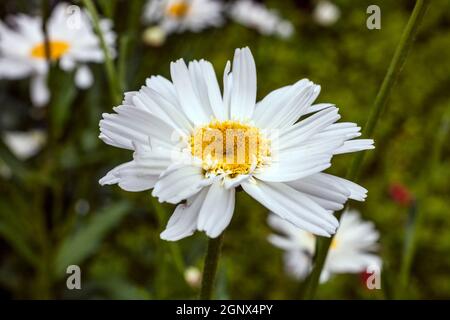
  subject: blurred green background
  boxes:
[0,0,449,299]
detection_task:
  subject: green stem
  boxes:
[304,0,430,299]
[82,0,121,104]
[347,0,430,182]
[200,234,224,300]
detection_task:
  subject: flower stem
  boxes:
[304,0,430,299]
[348,0,430,182]
[82,0,122,105]
[200,234,224,300]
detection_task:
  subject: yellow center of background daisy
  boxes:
[167,1,190,18]
[30,41,70,60]
[190,120,270,177]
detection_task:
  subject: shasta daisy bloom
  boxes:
[143,0,224,34]
[99,47,374,241]
[0,2,115,107]
[268,210,381,283]
[228,0,294,39]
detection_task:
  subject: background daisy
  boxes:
[0,2,115,106]
[268,210,381,283]
[143,0,224,34]
[228,0,294,39]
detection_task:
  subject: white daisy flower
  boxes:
[268,210,381,283]
[228,0,294,39]
[143,0,224,34]
[3,129,46,160]
[313,1,341,27]
[99,47,374,241]
[0,2,116,107]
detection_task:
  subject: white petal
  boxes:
[242,180,338,236]
[170,59,211,124]
[75,65,93,89]
[312,173,368,201]
[99,160,158,192]
[199,60,226,120]
[284,250,313,280]
[60,56,76,71]
[229,47,256,120]
[30,74,50,107]
[152,164,212,204]
[136,85,193,134]
[99,105,178,150]
[222,60,232,119]
[287,173,352,211]
[333,139,375,155]
[160,189,208,241]
[253,79,320,129]
[276,107,340,150]
[0,58,33,79]
[197,181,235,238]
[305,103,335,115]
[145,75,179,108]
[255,153,332,182]
[267,214,301,240]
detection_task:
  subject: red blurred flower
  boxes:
[360,270,372,288]
[389,183,413,206]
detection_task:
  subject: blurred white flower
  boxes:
[143,0,224,34]
[268,210,381,283]
[142,26,167,47]
[99,47,373,241]
[3,129,46,160]
[184,266,202,288]
[228,0,294,39]
[0,2,116,107]
[313,1,341,27]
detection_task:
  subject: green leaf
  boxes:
[54,201,131,278]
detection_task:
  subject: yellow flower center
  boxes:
[30,41,70,60]
[190,120,270,177]
[166,1,190,18]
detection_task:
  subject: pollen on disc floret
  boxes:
[189,120,271,178]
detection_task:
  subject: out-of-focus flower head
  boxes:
[143,0,224,34]
[228,0,294,39]
[268,210,381,283]
[0,2,116,107]
[389,183,414,207]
